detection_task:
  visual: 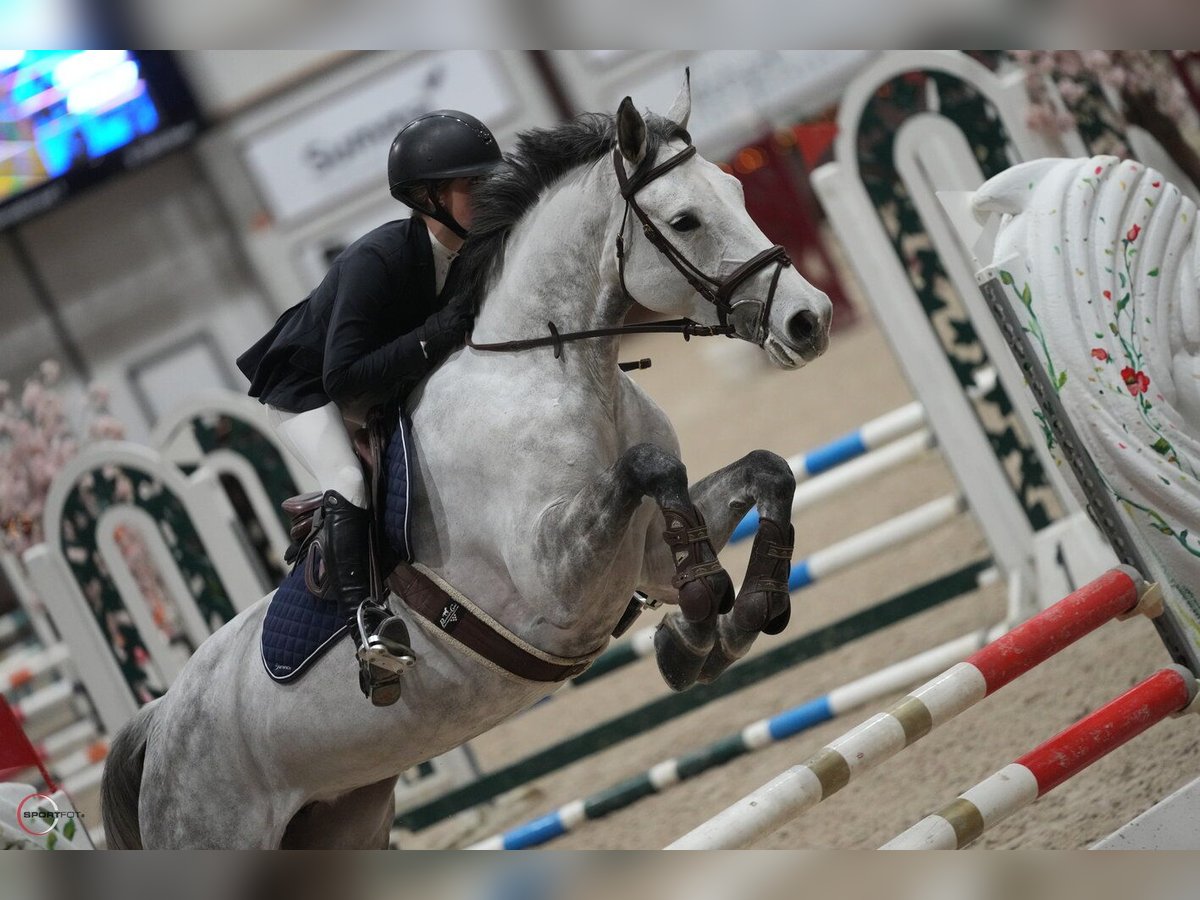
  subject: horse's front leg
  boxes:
[646,449,796,690]
[531,442,734,655]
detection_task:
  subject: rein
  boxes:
[466,140,792,362]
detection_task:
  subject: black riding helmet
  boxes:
[388,110,501,238]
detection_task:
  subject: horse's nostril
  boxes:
[788,310,819,345]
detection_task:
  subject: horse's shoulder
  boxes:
[617,374,678,449]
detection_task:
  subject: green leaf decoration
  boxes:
[1117,293,1130,312]
[46,831,57,850]
[1119,271,1127,287]
[1109,322,1119,335]
[1152,437,1172,455]
[63,819,76,840]
[1021,283,1033,307]
[1145,197,1155,207]
[999,270,1014,285]
[1148,268,1159,277]
[1056,370,1068,389]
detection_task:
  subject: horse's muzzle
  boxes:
[783,307,830,362]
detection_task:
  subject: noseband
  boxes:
[467,141,792,361]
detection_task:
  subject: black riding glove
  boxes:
[418,296,474,364]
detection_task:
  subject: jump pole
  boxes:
[469,622,1007,850]
[8,679,79,725]
[732,368,995,543]
[667,565,1157,849]
[394,559,992,832]
[881,665,1199,849]
[575,492,964,686]
[1,643,72,695]
[734,429,936,542]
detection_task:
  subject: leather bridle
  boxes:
[467,141,793,360]
[612,144,792,346]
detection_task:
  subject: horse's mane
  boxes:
[453,111,690,310]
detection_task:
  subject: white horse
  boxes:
[100,81,832,849]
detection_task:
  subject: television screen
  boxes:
[0,50,201,230]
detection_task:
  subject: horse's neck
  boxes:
[470,172,628,384]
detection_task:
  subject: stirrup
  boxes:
[354,601,417,676]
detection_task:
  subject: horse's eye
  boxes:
[669,213,701,233]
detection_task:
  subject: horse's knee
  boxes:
[619,443,688,497]
[743,449,794,497]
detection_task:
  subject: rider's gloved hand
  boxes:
[418,296,475,364]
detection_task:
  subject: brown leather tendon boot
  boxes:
[732,517,794,635]
[661,506,735,622]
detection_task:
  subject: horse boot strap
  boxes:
[662,506,732,622]
[733,518,795,635]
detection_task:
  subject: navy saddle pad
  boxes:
[260,414,414,683]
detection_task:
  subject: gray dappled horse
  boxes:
[101,80,832,848]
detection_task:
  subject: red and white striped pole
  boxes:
[668,565,1158,849]
[882,664,1198,848]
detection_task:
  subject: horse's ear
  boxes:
[617,96,647,167]
[665,68,691,131]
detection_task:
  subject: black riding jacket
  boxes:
[237,217,456,415]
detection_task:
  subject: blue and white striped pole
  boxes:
[468,618,1005,850]
[787,493,963,590]
[732,368,997,544]
[732,404,927,542]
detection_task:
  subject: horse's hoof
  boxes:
[653,620,710,692]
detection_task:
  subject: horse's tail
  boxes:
[100,699,158,849]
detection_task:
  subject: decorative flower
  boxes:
[1121,366,1150,395]
[1092,348,1109,361]
[1127,223,1141,242]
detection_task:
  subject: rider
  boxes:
[236,110,501,688]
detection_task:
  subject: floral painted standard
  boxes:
[976,155,1200,638]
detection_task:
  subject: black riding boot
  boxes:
[319,491,416,704]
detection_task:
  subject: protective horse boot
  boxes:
[731,517,794,634]
[318,491,416,704]
[661,506,735,622]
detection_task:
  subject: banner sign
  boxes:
[242,51,514,224]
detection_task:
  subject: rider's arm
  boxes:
[322,249,428,409]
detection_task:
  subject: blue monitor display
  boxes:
[0,50,200,230]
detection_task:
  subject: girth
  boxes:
[387,563,599,682]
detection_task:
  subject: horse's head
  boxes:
[608,76,832,368]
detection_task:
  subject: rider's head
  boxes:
[388,110,501,245]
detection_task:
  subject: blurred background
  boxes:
[2,37,1200,861]
[0,48,877,439]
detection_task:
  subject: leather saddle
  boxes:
[278,409,651,683]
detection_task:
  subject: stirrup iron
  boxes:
[354,601,417,675]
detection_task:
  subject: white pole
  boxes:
[793,429,934,515]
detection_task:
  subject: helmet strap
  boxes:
[427,190,469,239]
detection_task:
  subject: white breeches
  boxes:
[267,402,367,507]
